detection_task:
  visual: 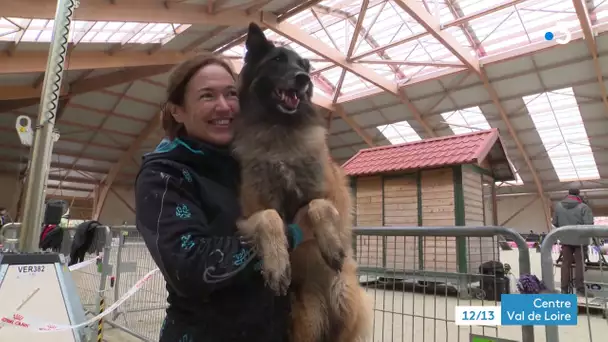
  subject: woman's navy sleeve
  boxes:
[135,164,257,301]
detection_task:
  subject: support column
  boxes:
[19,0,78,252]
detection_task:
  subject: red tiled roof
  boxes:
[342,129,501,176]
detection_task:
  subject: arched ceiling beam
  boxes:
[393,0,551,229]
[572,0,608,118]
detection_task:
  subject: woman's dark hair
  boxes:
[160,54,238,139]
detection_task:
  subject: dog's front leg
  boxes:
[237,209,291,295]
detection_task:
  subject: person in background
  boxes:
[0,207,11,226]
[540,231,547,244]
[552,188,594,296]
[134,55,314,342]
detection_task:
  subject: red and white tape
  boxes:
[67,255,103,272]
[0,268,160,333]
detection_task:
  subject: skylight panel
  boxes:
[376,120,421,145]
[1,18,190,45]
[426,0,457,24]
[321,67,343,87]
[440,106,491,134]
[594,1,608,21]
[522,88,600,182]
[313,87,329,99]
[461,0,577,56]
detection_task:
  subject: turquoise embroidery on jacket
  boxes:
[233,248,250,266]
[182,169,193,183]
[179,333,193,342]
[180,234,195,251]
[175,204,191,219]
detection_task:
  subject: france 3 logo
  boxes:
[545,23,572,45]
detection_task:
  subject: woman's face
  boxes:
[173,64,239,146]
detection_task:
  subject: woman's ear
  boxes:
[168,102,187,124]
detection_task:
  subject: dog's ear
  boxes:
[245,23,272,63]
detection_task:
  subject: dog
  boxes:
[232,23,372,342]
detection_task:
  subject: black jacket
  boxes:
[68,220,102,266]
[135,136,292,342]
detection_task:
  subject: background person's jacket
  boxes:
[0,215,12,226]
[552,195,594,246]
[135,136,292,342]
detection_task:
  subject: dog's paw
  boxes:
[236,209,281,247]
[323,247,346,272]
[261,246,291,296]
[262,262,291,296]
[236,217,255,239]
[307,199,340,225]
[243,209,291,295]
[307,199,345,272]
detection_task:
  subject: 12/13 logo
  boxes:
[545,23,572,45]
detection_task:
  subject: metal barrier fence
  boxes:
[70,225,534,342]
[10,223,608,341]
[0,222,21,252]
[2,223,534,341]
[66,225,166,341]
[353,226,533,342]
[105,226,167,341]
[540,225,608,342]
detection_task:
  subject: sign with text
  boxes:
[455,306,500,326]
[0,263,78,341]
[500,294,577,326]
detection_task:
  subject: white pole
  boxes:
[19,0,79,252]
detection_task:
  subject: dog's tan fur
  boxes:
[233,22,372,342]
[288,163,373,342]
[235,125,372,342]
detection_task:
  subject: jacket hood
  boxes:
[141,136,240,188]
[561,195,582,209]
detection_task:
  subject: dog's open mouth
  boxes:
[274,88,300,114]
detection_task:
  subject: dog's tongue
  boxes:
[284,93,299,109]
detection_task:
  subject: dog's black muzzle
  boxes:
[280,70,310,94]
[293,71,311,91]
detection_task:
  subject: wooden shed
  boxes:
[342,129,515,274]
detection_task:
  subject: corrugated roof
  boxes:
[342,128,501,176]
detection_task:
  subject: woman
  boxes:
[135,55,312,342]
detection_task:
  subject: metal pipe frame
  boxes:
[540,225,608,342]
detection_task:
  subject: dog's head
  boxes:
[239,23,314,117]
